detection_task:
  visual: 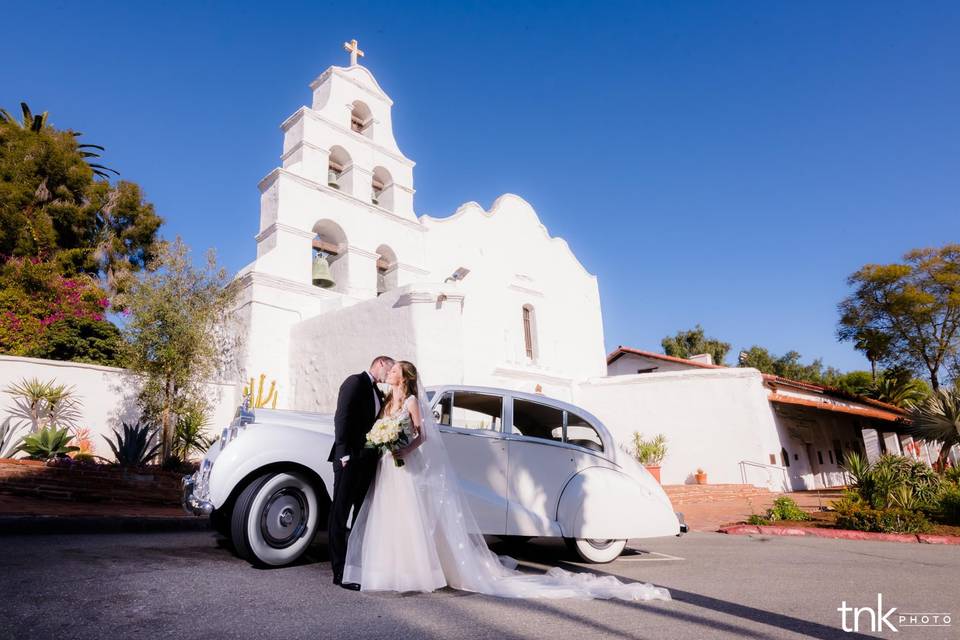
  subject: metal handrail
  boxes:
[739,460,789,489]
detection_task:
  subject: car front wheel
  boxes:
[231,471,319,567]
[564,537,627,563]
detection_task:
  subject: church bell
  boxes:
[311,254,336,288]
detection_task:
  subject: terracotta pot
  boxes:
[695,472,707,485]
[644,465,661,483]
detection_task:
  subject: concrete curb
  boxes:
[0,514,211,535]
[718,524,960,545]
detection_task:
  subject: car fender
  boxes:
[207,423,335,508]
[557,466,680,539]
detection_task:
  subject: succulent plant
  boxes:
[17,427,80,460]
[103,422,161,466]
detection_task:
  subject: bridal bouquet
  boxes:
[365,415,416,467]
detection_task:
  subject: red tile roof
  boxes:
[606,346,724,369]
[609,346,908,418]
[768,393,906,423]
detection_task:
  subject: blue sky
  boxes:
[2,1,958,371]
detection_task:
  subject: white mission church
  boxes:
[219,41,951,492]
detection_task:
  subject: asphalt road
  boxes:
[1,530,957,640]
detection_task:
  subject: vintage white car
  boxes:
[183,385,685,567]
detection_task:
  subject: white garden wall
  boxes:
[575,367,786,488]
[0,355,239,461]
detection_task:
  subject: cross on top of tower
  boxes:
[343,39,364,66]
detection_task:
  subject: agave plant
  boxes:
[841,450,870,486]
[17,427,80,460]
[4,378,82,433]
[908,387,960,467]
[0,417,25,458]
[103,422,161,466]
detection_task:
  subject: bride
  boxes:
[342,360,670,601]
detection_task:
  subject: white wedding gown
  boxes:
[342,391,670,602]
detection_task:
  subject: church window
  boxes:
[327,146,351,191]
[350,101,373,138]
[522,304,537,362]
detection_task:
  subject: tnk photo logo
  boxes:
[838,594,953,633]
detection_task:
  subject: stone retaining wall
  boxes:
[0,459,184,506]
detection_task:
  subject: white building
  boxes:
[232,43,606,413]
[596,347,953,490]
[226,43,958,492]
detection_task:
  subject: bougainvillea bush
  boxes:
[0,257,122,365]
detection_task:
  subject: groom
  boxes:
[327,355,394,590]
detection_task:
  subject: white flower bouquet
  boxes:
[365,415,416,467]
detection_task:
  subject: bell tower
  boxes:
[276,41,416,221]
[234,41,428,409]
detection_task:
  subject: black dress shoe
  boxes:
[332,575,342,586]
[340,582,361,591]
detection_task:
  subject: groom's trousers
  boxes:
[327,454,377,581]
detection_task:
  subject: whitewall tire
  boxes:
[231,471,319,567]
[565,537,627,563]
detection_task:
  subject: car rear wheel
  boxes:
[231,471,319,567]
[564,537,627,563]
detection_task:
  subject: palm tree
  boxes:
[908,387,960,468]
[871,369,929,408]
[854,328,892,381]
[1,101,118,179]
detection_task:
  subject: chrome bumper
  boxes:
[181,475,214,516]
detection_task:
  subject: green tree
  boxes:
[737,345,839,385]
[661,325,731,366]
[852,328,893,381]
[0,257,121,365]
[870,368,929,408]
[908,388,960,468]
[838,245,960,391]
[0,102,163,299]
[123,238,240,461]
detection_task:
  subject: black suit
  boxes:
[327,371,384,582]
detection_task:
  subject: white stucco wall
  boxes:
[288,284,466,412]
[574,368,787,488]
[0,355,237,460]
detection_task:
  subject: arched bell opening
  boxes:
[327,146,352,194]
[312,219,348,294]
[375,244,398,296]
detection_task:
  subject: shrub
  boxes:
[934,484,960,526]
[103,422,161,466]
[844,453,942,510]
[943,466,960,485]
[746,514,770,526]
[630,432,667,466]
[767,496,810,521]
[835,503,932,534]
[16,426,79,460]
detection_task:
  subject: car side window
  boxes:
[434,391,502,431]
[511,399,564,443]
[565,411,604,452]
